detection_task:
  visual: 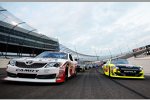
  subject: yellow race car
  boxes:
[102,59,144,79]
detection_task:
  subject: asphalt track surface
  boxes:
[0,68,150,99]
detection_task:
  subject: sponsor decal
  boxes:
[124,70,136,73]
[16,69,39,72]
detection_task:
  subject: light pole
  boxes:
[108,48,112,59]
[21,29,37,57]
[94,49,99,61]
[74,45,79,61]
[118,46,123,55]
[98,49,102,61]
[35,34,47,55]
[126,44,131,53]
[28,29,37,56]
[13,22,25,57]
[5,21,25,57]
[27,29,37,34]
[12,22,25,29]
[39,34,46,52]
[0,9,7,21]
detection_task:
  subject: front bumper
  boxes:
[4,65,61,83]
[110,75,144,79]
[111,70,144,79]
[4,77,56,83]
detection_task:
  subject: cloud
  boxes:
[1,2,150,56]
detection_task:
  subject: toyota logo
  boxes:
[25,60,33,65]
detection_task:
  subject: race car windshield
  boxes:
[36,52,68,59]
[111,59,129,64]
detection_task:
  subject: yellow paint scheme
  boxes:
[102,63,144,79]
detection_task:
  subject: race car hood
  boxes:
[115,64,141,68]
[11,57,67,64]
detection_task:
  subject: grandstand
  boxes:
[0,6,59,57]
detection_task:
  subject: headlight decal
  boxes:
[139,67,143,71]
[45,62,61,68]
[9,60,16,66]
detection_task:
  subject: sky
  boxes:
[1,2,150,56]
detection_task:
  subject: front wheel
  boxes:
[74,68,78,76]
[64,67,68,82]
[108,66,111,77]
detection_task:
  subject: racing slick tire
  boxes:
[109,66,111,77]
[74,68,78,77]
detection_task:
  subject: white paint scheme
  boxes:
[4,52,77,83]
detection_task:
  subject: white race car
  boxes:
[4,51,78,83]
